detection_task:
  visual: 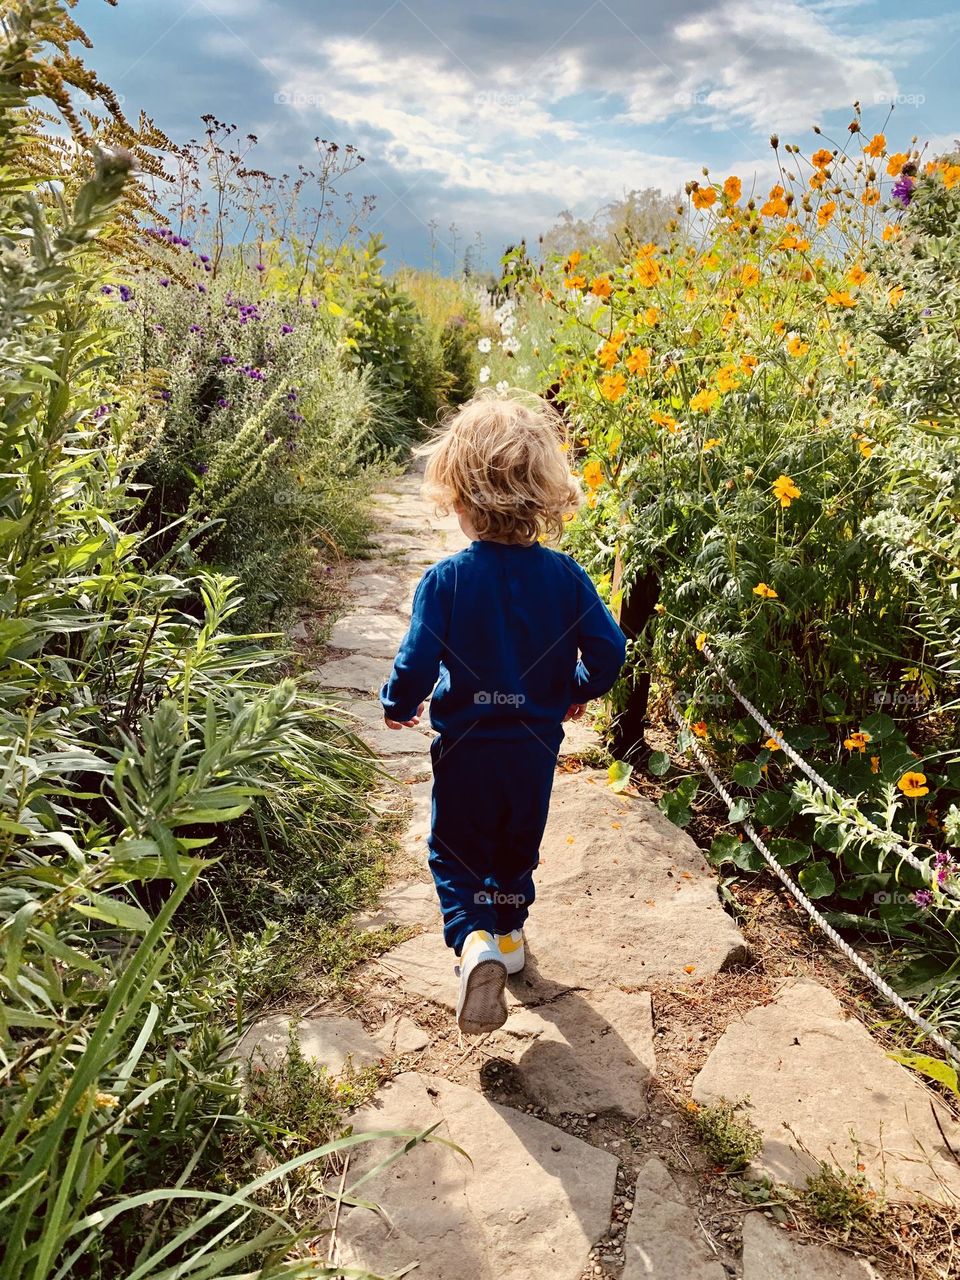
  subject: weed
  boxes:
[688,1096,763,1171]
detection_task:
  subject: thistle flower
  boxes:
[891,175,915,207]
[912,889,934,908]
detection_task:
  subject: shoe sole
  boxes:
[457,958,508,1034]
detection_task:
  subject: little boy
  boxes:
[381,391,626,1034]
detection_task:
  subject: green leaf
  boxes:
[766,837,811,867]
[71,893,152,932]
[752,790,792,827]
[860,712,896,740]
[708,834,743,865]
[887,1050,959,1097]
[798,860,836,899]
[648,750,671,777]
[728,799,749,823]
[730,840,765,872]
[731,761,762,787]
[607,760,633,792]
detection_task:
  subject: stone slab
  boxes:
[356,879,439,932]
[336,1072,618,1280]
[741,1213,884,1279]
[328,609,408,659]
[622,1156,727,1280]
[692,978,960,1205]
[344,572,403,612]
[377,1014,431,1056]
[234,1014,383,1076]
[306,654,386,694]
[493,986,656,1116]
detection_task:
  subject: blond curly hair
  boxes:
[422,389,581,545]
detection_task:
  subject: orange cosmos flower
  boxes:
[651,410,679,432]
[862,187,881,207]
[702,436,722,451]
[636,259,660,287]
[844,731,872,752]
[785,334,809,358]
[599,373,627,401]
[692,185,717,209]
[741,263,760,287]
[724,175,742,202]
[753,582,778,599]
[626,347,652,376]
[847,263,868,285]
[564,274,587,289]
[582,460,604,490]
[761,185,788,217]
[644,306,660,326]
[888,285,905,307]
[882,224,901,242]
[826,289,857,307]
[772,474,801,507]
[812,148,834,169]
[565,250,582,270]
[886,153,909,177]
[817,200,837,227]
[864,133,886,158]
[591,276,613,298]
[741,354,759,374]
[942,164,960,190]
[715,365,739,393]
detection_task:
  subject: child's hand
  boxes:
[563,703,587,721]
[384,703,425,730]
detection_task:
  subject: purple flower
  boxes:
[281,324,293,335]
[118,284,133,302]
[160,389,172,402]
[198,463,208,475]
[310,298,319,309]
[913,888,934,908]
[100,285,113,295]
[219,354,236,366]
[938,866,953,886]
[189,324,202,333]
[287,389,299,402]
[891,175,915,207]
[199,254,210,263]
[935,851,951,867]
[159,278,170,287]
[94,404,110,419]
[244,366,265,381]
[255,262,266,273]
[197,284,207,294]
[216,397,230,409]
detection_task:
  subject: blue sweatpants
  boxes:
[427,730,562,954]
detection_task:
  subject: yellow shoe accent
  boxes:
[497,933,523,955]
[494,930,525,975]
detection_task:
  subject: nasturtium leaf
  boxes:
[648,750,671,777]
[731,761,762,787]
[798,860,835,899]
[607,760,633,793]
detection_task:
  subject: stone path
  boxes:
[241,464,960,1278]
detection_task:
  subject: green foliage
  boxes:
[802,1156,883,1237]
[689,1097,763,1171]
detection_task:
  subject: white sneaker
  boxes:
[455,930,507,1034]
[494,930,525,975]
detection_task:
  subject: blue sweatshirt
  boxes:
[380,541,627,741]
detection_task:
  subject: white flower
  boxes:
[499,316,516,336]
[518,365,530,376]
[478,365,491,383]
[496,380,510,394]
[501,336,521,355]
[477,337,492,353]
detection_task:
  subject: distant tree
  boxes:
[539,186,678,265]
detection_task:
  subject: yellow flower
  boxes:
[591,275,613,298]
[857,436,874,459]
[772,474,801,507]
[94,1092,120,1109]
[564,250,582,271]
[886,152,909,177]
[582,459,604,490]
[847,263,868,286]
[564,274,587,289]
[626,347,652,376]
[691,388,720,413]
[882,224,901,242]
[753,582,778,598]
[695,631,707,650]
[692,184,717,209]
[702,436,722,451]
[943,164,960,190]
[723,175,742,202]
[826,289,857,308]
[764,736,782,752]
[870,755,880,774]
[844,731,872,752]
[812,148,834,169]
[741,354,759,374]
[715,365,739,393]
[599,373,627,401]
[817,200,836,228]
[691,721,709,739]
[597,341,619,370]
[644,306,660,326]
[741,263,760,287]
[897,771,929,798]
[785,333,809,358]
[864,132,886,158]
[888,284,905,307]
[862,186,881,207]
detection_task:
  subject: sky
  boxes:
[76,0,960,272]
